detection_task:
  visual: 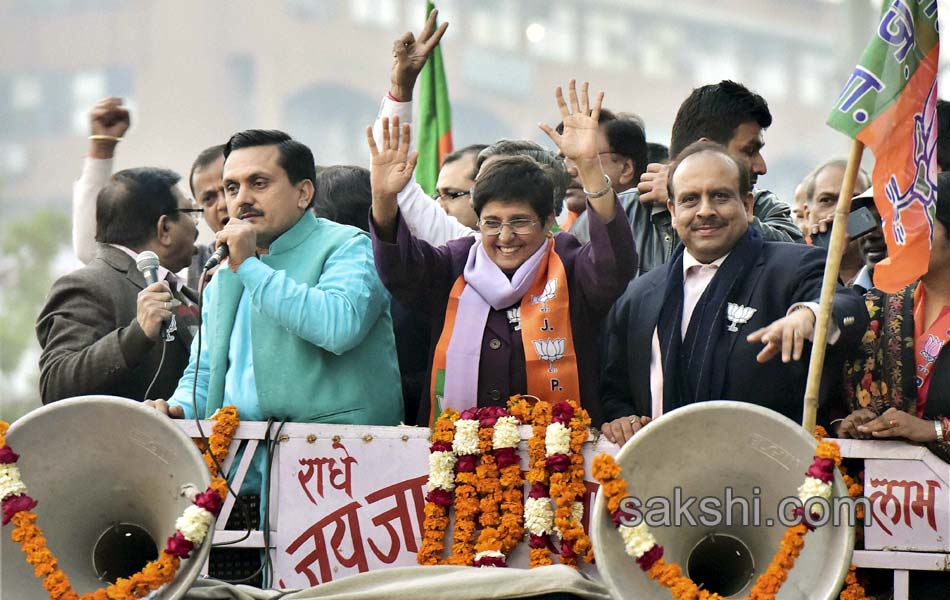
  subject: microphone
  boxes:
[203,243,229,271]
[136,251,161,286]
[135,250,174,341]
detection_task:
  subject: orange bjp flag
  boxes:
[826,0,938,293]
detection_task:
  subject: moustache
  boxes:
[691,218,727,230]
[237,209,263,220]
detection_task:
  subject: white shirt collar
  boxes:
[683,249,729,275]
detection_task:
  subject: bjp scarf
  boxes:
[429,237,580,426]
[913,283,950,410]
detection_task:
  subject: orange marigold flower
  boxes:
[815,439,842,466]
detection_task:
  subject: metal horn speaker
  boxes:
[2,396,212,600]
[591,401,854,599]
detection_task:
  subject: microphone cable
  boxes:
[141,338,167,402]
[189,266,272,587]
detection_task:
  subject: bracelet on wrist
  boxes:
[89,135,122,143]
[583,173,612,199]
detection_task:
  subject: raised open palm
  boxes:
[539,80,604,162]
[366,116,418,200]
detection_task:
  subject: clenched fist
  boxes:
[89,97,130,159]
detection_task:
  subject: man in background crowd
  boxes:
[801,158,872,286]
[566,109,647,238]
[38,168,199,403]
[431,144,487,229]
[72,97,227,289]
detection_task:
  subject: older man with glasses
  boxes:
[38,167,200,404]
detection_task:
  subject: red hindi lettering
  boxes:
[328,441,358,498]
[363,475,428,563]
[297,442,359,506]
[285,501,369,586]
[298,457,332,505]
[868,478,943,535]
[909,479,942,532]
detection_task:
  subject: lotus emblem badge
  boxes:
[726,303,756,333]
[531,279,558,313]
[533,338,566,373]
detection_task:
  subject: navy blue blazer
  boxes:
[600,242,869,425]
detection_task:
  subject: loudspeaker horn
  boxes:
[592,401,854,599]
[2,396,213,600]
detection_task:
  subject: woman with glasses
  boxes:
[368,81,636,426]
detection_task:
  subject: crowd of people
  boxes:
[30,12,949,590]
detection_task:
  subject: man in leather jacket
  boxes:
[572,80,803,275]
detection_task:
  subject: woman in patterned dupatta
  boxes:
[367,81,636,427]
[839,172,950,463]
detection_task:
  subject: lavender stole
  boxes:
[441,238,549,410]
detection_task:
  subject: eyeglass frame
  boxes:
[476,217,542,236]
[431,189,471,202]
[171,207,204,223]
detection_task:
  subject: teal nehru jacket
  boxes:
[170,211,402,427]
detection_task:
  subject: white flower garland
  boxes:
[492,416,521,450]
[619,522,657,559]
[797,477,833,517]
[0,463,27,502]
[474,550,506,562]
[523,497,555,536]
[544,422,571,456]
[453,419,480,455]
[175,504,214,544]
[427,451,457,491]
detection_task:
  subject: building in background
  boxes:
[1,0,884,216]
[1,0,943,418]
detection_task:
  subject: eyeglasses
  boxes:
[431,190,471,202]
[477,218,541,236]
[173,208,204,223]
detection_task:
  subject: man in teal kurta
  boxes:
[147,129,402,497]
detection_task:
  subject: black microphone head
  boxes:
[203,244,229,271]
[136,251,161,285]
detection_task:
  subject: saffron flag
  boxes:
[827,0,939,293]
[416,1,453,196]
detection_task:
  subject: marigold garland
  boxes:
[201,406,240,477]
[419,397,596,570]
[447,409,480,566]
[494,411,524,556]
[592,427,853,600]
[1,407,239,600]
[473,408,503,566]
[813,427,870,600]
[837,565,869,600]
[523,397,555,568]
[549,399,593,566]
[416,409,459,566]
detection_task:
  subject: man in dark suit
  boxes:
[601,141,868,444]
[37,167,199,403]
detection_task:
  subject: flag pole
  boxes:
[801,138,865,434]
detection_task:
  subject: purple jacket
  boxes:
[371,200,636,426]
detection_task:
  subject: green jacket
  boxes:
[203,211,402,425]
